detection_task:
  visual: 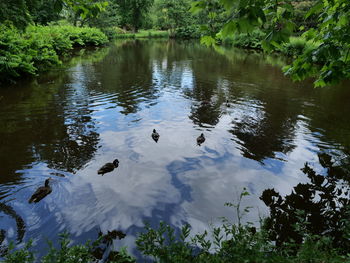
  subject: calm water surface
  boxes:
[1,40,350,257]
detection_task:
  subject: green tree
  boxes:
[0,0,39,29]
[62,0,109,26]
[116,0,154,32]
[30,0,61,25]
[87,1,121,28]
[0,0,108,28]
[155,0,191,35]
[192,0,350,87]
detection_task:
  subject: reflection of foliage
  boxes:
[0,203,25,244]
[189,103,221,127]
[0,202,26,256]
[62,46,111,67]
[261,153,350,252]
[96,40,157,115]
[230,113,296,163]
[136,189,349,262]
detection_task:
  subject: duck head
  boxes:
[153,129,156,133]
[113,159,119,167]
[45,178,52,187]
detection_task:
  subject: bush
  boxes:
[173,25,201,39]
[280,36,319,57]
[0,25,108,83]
[100,27,126,40]
[2,232,134,263]
[0,25,37,79]
[223,30,265,49]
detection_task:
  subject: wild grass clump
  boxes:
[222,30,265,49]
[281,36,319,57]
[0,25,108,83]
[173,25,201,39]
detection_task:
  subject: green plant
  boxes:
[174,25,201,39]
[0,24,108,83]
[222,30,265,49]
[2,232,134,263]
[192,0,350,87]
[2,241,35,263]
[281,36,320,57]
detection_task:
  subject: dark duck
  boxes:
[226,99,230,107]
[29,178,52,203]
[98,159,119,175]
[152,129,160,142]
[197,133,205,146]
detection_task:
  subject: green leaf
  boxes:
[220,0,235,10]
[305,2,323,19]
[200,35,216,46]
[221,21,236,37]
[190,1,206,14]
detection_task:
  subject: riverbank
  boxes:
[221,29,320,58]
[0,25,108,83]
[0,26,173,84]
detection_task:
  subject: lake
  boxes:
[0,39,349,258]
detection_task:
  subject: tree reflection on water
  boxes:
[261,153,350,252]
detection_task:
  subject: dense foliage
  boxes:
[2,232,134,263]
[115,0,154,32]
[0,25,108,82]
[192,0,350,86]
[0,0,108,29]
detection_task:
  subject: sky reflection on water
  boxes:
[1,40,350,258]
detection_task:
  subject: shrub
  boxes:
[174,25,201,39]
[0,25,36,79]
[0,25,108,83]
[100,27,127,40]
[223,30,265,49]
[281,36,319,57]
[2,232,134,263]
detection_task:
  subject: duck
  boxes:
[197,133,205,145]
[152,129,160,142]
[28,178,53,203]
[226,99,230,107]
[98,159,119,175]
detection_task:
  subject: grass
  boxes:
[113,29,169,39]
